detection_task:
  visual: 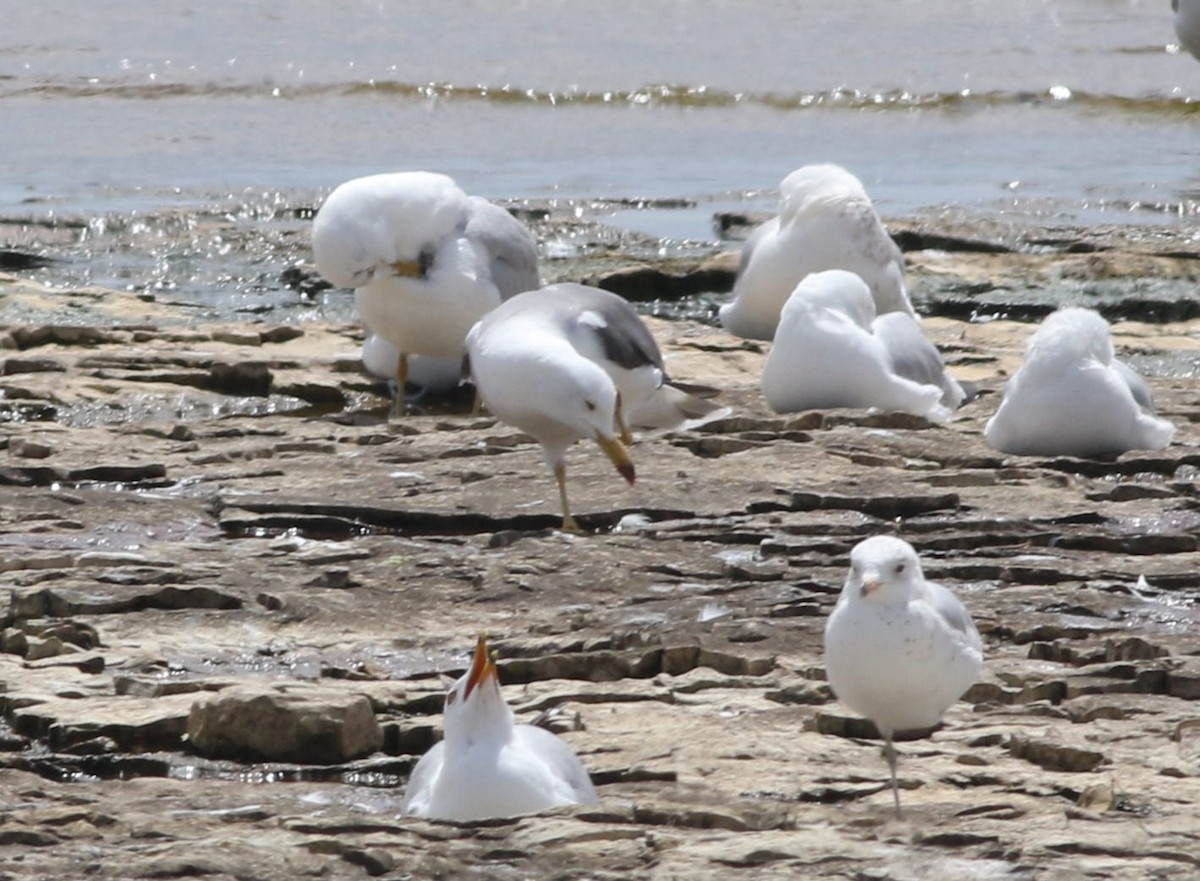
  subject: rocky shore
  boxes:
[1,212,1199,880]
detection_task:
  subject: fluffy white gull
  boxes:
[401,634,599,821]
[312,171,539,414]
[984,307,1175,457]
[760,269,955,422]
[466,282,711,532]
[824,535,983,817]
[720,163,914,342]
[1174,0,1200,60]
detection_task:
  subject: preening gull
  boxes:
[760,269,956,422]
[984,307,1175,457]
[401,634,599,821]
[312,171,539,414]
[465,283,709,532]
[824,535,983,817]
[720,163,914,342]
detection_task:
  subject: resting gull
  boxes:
[760,269,959,421]
[720,163,914,342]
[984,307,1175,457]
[401,634,599,821]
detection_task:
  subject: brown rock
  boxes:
[187,683,384,763]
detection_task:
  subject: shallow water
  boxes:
[2,1,1198,318]
[4,1,1197,217]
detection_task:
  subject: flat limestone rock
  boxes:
[187,682,384,764]
[1,220,1200,881]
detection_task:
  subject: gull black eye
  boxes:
[895,563,906,575]
[584,400,597,411]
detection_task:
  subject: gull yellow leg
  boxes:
[554,463,582,533]
[390,352,409,419]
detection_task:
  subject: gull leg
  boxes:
[554,463,582,533]
[882,732,902,819]
[390,353,409,419]
[470,388,483,417]
[615,392,633,445]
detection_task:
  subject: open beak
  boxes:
[594,433,636,486]
[859,575,882,598]
[462,633,497,701]
[389,259,423,278]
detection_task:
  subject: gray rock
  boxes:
[187,683,384,764]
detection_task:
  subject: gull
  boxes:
[984,307,1175,457]
[823,535,983,817]
[401,634,599,821]
[312,171,539,414]
[1174,0,1200,61]
[760,269,958,421]
[720,163,915,342]
[465,282,709,532]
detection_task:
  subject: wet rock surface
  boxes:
[1,219,1199,879]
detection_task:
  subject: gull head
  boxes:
[846,535,925,603]
[539,359,635,485]
[443,634,513,748]
[782,269,876,331]
[1026,307,1114,370]
[312,171,468,290]
[778,163,868,223]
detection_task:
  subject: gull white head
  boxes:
[546,360,636,484]
[782,269,877,331]
[312,171,468,289]
[1025,307,1114,369]
[465,321,635,486]
[846,535,925,604]
[779,164,869,224]
[443,634,514,751]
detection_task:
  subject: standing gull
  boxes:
[760,269,958,421]
[984,307,1175,457]
[465,283,703,532]
[401,634,599,821]
[824,536,983,817]
[720,163,914,342]
[312,171,539,414]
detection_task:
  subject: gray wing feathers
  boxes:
[873,312,964,408]
[465,196,540,300]
[552,284,665,374]
[1114,359,1156,413]
[927,582,981,651]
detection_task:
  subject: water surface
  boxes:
[1,1,1197,316]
